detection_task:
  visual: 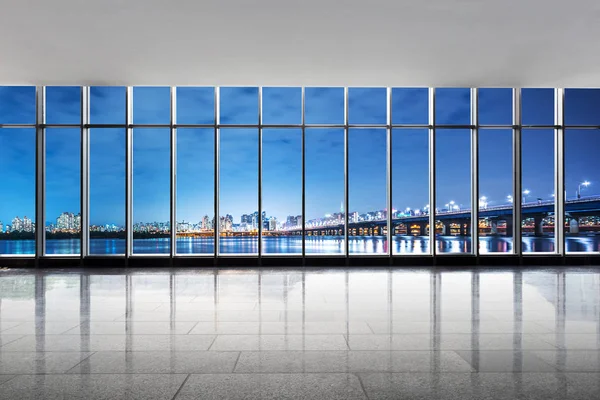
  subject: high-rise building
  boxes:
[202,215,212,230]
[11,217,21,232]
[22,216,33,232]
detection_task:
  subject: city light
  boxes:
[578,180,591,199]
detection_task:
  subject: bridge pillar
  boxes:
[569,218,579,234]
[419,223,427,236]
[440,223,447,236]
[490,220,498,235]
[460,222,470,236]
[504,219,513,237]
[534,215,544,236]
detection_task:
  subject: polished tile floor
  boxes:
[1,267,600,399]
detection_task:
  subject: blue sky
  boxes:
[0,86,599,226]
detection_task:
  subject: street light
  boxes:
[577,181,591,199]
[523,189,530,203]
[479,196,488,209]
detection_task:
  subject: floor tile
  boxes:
[358,372,568,400]
[189,321,371,335]
[533,350,600,372]
[234,350,472,373]
[565,373,600,399]
[63,321,198,335]
[0,334,215,352]
[0,374,187,400]
[455,350,559,372]
[69,351,239,374]
[346,334,432,350]
[1,322,82,335]
[0,322,22,332]
[0,352,93,374]
[174,373,366,400]
[210,334,348,351]
[0,334,25,348]
[536,334,600,350]
[0,375,16,385]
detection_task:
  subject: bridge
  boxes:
[283,196,600,237]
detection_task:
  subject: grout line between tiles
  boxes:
[185,321,201,335]
[206,335,218,351]
[354,373,370,400]
[62,351,97,374]
[0,375,19,387]
[231,352,242,373]
[169,373,191,400]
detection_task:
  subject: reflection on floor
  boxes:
[1,267,600,399]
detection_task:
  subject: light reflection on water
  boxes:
[1,236,599,255]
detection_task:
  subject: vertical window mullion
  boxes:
[125,87,133,259]
[170,87,177,258]
[214,88,220,261]
[471,88,479,256]
[258,87,263,259]
[35,86,46,259]
[555,88,565,256]
[344,87,349,259]
[513,88,522,256]
[301,87,306,259]
[81,87,90,258]
[386,88,392,259]
[428,88,436,257]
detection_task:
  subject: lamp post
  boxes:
[479,196,488,210]
[577,181,590,199]
[523,189,530,204]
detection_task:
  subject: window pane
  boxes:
[392,128,429,255]
[522,88,554,126]
[478,129,513,253]
[133,128,170,254]
[133,87,170,124]
[565,89,600,126]
[521,129,555,253]
[348,88,386,125]
[0,86,36,124]
[435,129,471,253]
[435,88,470,125]
[305,87,344,125]
[90,129,125,255]
[0,128,35,254]
[262,129,302,254]
[565,129,600,252]
[176,87,214,125]
[478,88,512,125]
[392,88,428,125]
[176,128,214,254]
[219,129,258,254]
[262,87,302,125]
[46,86,81,125]
[46,128,81,254]
[90,86,126,124]
[349,128,387,254]
[219,87,258,125]
[305,128,345,254]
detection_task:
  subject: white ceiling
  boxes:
[1,0,599,87]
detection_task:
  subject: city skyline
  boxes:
[1,87,600,231]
